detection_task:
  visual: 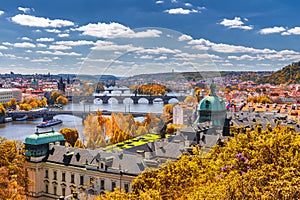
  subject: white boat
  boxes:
[16,115,28,121]
[4,117,12,123]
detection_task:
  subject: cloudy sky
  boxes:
[0,0,300,76]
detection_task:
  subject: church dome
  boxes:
[198,95,226,112]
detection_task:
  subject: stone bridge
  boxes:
[68,95,186,104]
[6,110,155,122]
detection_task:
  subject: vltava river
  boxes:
[0,103,164,141]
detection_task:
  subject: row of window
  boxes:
[45,181,130,196]
[45,169,130,192]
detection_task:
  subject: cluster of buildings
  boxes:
[0,73,82,103]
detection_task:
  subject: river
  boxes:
[0,103,165,141]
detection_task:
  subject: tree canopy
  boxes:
[96,124,300,199]
[0,138,29,199]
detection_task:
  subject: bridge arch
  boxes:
[153,97,164,104]
[138,97,149,104]
[108,97,119,104]
[123,98,133,104]
[94,98,103,104]
[168,98,179,104]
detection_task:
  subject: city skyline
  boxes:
[0,0,300,76]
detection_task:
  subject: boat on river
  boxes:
[36,119,63,128]
[16,115,28,121]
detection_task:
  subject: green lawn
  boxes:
[103,133,169,152]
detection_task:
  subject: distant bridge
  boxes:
[68,94,186,104]
[6,110,156,122]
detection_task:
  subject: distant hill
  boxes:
[259,61,300,84]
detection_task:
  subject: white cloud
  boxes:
[49,45,72,50]
[178,34,193,41]
[140,55,153,59]
[92,41,142,51]
[58,33,69,38]
[156,0,164,4]
[3,42,13,46]
[36,38,54,42]
[18,7,31,14]
[185,3,193,7]
[36,50,81,56]
[188,38,276,54]
[0,46,8,50]
[76,22,161,38]
[164,8,199,15]
[55,40,94,46]
[228,55,257,61]
[21,37,31,41]
[37,43,47,48]
[14,42,36,48]
[11,14,74,28]
[0,10,4,16]
[45,29,61,33]
[219,17,253,30]
[171,0,178,3]
[258,26,286,35]
[154,55,168,60]
[31,58,52,62]
[282,27,300,35]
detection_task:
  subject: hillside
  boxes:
[259,61,300,84]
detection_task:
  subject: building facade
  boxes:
[0,88,22,103]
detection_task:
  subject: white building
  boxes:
[173,104,195,125]
[0,88,22,103]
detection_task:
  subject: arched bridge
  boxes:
[6,110,155,121]
[69,95,186,104]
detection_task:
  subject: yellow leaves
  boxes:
[59,128,79,147]
[137,83,168,95]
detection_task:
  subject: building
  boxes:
[0,88,22,103]
[25,127,215,199]
[173,103,195,125]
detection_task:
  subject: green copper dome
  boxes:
[198,95,226,111]
[25,129,65,145]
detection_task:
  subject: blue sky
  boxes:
[0,0,300,76]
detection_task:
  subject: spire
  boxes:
[210,80,216,96]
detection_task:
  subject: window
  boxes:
[45,184,48,193]
[45,169,48,178]
[62,172,65,182]
[124,183,129,193]
[90,177,94,186]
[101,163,104,169]
[53,186,57,195]
[100,180,105,190]
[53,171,57,180]
[80,175,84,185]
[71,174,75,184]
[111,181,116,191]
[62,188,65,196]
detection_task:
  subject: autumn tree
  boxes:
[74,139,85,149]
[137,84,168,95]
[0,138,29,199]
[56,95,68,105]
[59,128,79,147]
[97,125,300,199]
[0,104,6,116]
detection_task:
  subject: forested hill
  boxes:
[259,61,300,84]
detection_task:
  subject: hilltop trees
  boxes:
[96,125,300,199]
[137,83,168,95]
